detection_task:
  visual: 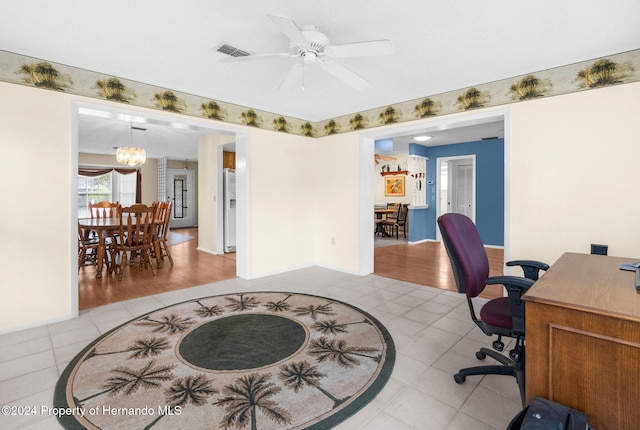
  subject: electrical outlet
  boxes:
[331,237,335,245]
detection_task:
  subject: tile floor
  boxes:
[0,267,522,429]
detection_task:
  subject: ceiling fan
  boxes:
[220,14,395,90]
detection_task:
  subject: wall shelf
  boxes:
[380,170,408,176]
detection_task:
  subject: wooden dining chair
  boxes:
[111,203,158,281]
[385,202,400,222]
[383,203,408,238]
[77,222,100,272]
[151,201,174,268]
[89,201,120,219]
[88,201,120,240]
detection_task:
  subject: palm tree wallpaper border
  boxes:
[0,48,638,138]
[54,292,395,430]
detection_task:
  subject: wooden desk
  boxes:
[523,252,640,430]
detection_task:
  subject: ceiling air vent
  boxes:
[216,43,251,57]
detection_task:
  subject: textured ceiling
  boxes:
[2,0,638,159]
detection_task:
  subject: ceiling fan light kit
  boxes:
[220,14,394,90]
[302,50,318,65]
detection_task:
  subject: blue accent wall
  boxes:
[410,139,504,246]
[375,138,394,152]
[408,207,429,242]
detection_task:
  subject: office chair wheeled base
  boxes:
[454,345,526,406]
[454,347,516,383]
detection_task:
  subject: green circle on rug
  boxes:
[54,292,395,430]
[179,314,307,370]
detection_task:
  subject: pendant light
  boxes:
[116,122,146,166]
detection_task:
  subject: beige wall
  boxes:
[2,79,640,333]
[310,82,640,275]
[507,82,640,265]
[312,133,364,272]
[0,82,75,331]
[248,128,317,276]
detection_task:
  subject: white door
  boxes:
[167,169,195,229]
[436,155,476,239]
[451,160,473,218]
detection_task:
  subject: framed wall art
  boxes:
[384,175,405,196]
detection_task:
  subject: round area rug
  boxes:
[55,292,395,429]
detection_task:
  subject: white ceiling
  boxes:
[77,109,214,161]
[2,0,638,159]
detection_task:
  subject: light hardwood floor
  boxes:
[79,228,503,310]
[78,228,236,310]
[374,240,504,299]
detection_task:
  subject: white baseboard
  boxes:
[0,313,75,336]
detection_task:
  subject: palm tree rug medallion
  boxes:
[54,292,395,429]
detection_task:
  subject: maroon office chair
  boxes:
[437,213,548,405]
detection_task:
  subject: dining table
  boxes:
[78,217,121,278]
[374,209,395,236]
[79,215,164,278]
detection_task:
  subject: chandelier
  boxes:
[116,123,146,166]
[116,147,146,166]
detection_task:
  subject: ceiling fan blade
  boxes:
[319,60,369,90]
[325,40,395,58]
[278,63,303,90]
[268,14,309,47]
[220,53,292,63]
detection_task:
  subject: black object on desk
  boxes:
[590,243,608,255]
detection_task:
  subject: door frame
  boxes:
[72,101,252,319]
[435,155,476,240]
[359,108,510,275]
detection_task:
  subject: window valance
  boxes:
[78,167,142,203]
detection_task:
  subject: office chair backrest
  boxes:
[438,213,489,298]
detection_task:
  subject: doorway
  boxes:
[74,102,251,316]
[437,155,476,225]
[167,168,195,228]
[363,110,508,276]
